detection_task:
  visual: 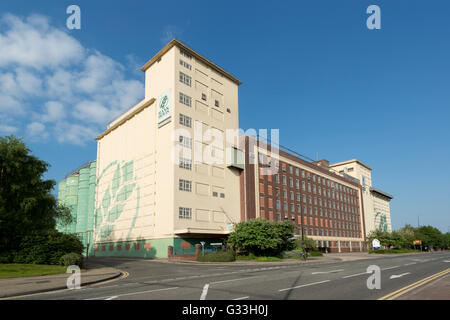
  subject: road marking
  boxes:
[311,269,344,275]
[233,296,250,300]
[200,284,209,300]
[390,272,411,279]
[382,266,399,271]
[86,286,179,300]
[404,262,417,266]
[444,260,450,263]
[278,280,331,292]
[342,272,368,279]
[379,268,450,300]
[211,276,260,285]
[104,296,118,300]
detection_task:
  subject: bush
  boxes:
[281,250,303,259]
[227,219,295,256]
[0,252,14,264]
[11,230,84,265]
[197,251,236,262]
[59,252,84,268]
[310,251,323,257]
[369,248,419,254]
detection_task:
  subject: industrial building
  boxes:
[57,161,96,252]
[239,136,367,253]
[329,159,393,235]
[57,39,393,258]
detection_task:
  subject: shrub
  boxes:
[197,251,236,262]
[59,252,84,268]
[310,251,323,257]
[0,252,14,264]
[281,250,303,259]
[12,230,84,265]
[227,219,295,256]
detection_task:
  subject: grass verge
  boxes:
[369,248,421,254]
[0,264,67,279]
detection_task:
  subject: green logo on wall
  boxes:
[158,90,171,124]
[375,212,388,232]
[95,160,140,241]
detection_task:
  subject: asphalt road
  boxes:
[17,251,450,300]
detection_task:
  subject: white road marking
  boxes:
[233,296,250,300]
[342,272,368,279]
[278,280,331,292]
[444,260,450,263]
[104,296,118,300]
[390,272,411,279]
[404,262,417,266]
[200,284,209,300]
[211,276,259,285]
[311,269,344,275]
[86,287,179,300]
[382,266,399,271]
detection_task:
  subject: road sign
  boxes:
[413,240,422,245]
[372,239,381,249]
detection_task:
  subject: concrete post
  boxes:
[168,245,173,258]
[338,240,341,253]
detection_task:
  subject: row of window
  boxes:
[268,189,357,213]
[259,154,357,195]
[268,201,358,222]
[271,175,357,204]
[179,179,225,198]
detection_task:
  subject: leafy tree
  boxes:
[227,219,295,256]
[0,135,72,253]
[415,226,444,248]
[397,224,416,247]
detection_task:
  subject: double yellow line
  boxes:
[378,268,450,300]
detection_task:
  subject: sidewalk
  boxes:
[397,272,450,300]
[0,263,123,299]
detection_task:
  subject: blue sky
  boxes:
[0,0,449,232]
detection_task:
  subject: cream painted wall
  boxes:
[95,43,241,245]
[330,160,392,236]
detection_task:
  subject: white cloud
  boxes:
[26,121,48,140]
[72,100,111,125]
[0,124,18,134]
[41,101,65,122]
[0,13,144,145]
[0,14,84,69]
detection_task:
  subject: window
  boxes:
[220,193,225,198]
[179,179,192,192]
[289,165,293,174]
[275,174,280,183]
[296,193,300,201]
[179,59,192,70]
[179,135,192,149]
[276,200,281,210]
[283,189,287,199]
[290,203,294,212]
[179,157,192,170]
[307,183,311,192]
[202,93,207,101]
[227,108,231,113]
[282,175,287,185]
[212,191,218,197]
[180,48,192,59]
[301,170,305,178]
[302,181,305,191]
[179,207,192,219]
[179,92,192,107]
[179,71,191,86]
[283,202,288,211]
[179,114,192,127]
[289,177,293,187]
[296,179,300,189]
[276,213,281,221]
[215,100,220,107]
[290,191,294,200]
[295,168,299,176]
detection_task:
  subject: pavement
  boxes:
[0,262,123,299]
[4,250,449,300]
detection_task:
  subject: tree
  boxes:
[227,219,295,256]
[415,226,444,248]
[0,135,72,253]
